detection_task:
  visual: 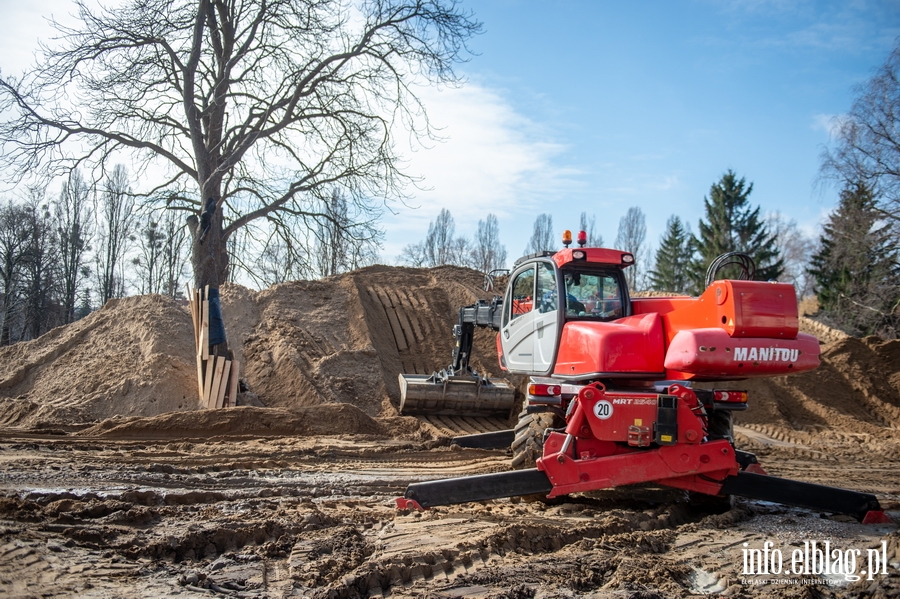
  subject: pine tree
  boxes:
[808,182,900,337]
[691,170,783,291]
[649,215,694,293]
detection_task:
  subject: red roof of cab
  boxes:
[552,247,634,269]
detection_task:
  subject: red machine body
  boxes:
[496,247,820,381]
[398,242,888,524]
[536,383,739,498]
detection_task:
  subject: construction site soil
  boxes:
[0,265,898,598]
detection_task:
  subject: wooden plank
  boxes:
[196,354,205,404]
[227,359,240,408]
[210,356,227,409]
[203,356,216,408]
[215,360,231,409]
[187,285,200,351]
[200,299,210,360]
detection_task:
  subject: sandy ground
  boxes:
[1,427,899,598]
[1,265,899,597]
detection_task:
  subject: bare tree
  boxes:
[470,213,507,273]
[0,200,29,345]
[253,225,314,286]
[95,165,136,304]
[820,41,900,228]
[615,206,647,290]
[400,208,466,267]
[160,211,189,298]
[424,208,457,266]
[133,217,166,295]
[132,211,187,297]
[524,213,554,255]
[446,236,472,267]
[315,189,382,277]
[20,191,60,340]
[397,240,428,267]
[766,212,816,298]
[0,0,480,354]
[54,170,93,324]
[579,212,603,247]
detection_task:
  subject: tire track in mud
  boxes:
[418,414,511,436]
[736,423,900,462]
[365,284,446,376]
[0,537,150,597]
[297,502,708,598]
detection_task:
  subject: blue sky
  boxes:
[386,0,900,264]
[1,0,899,271]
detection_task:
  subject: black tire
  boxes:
[706,409,734,443]
[691,409,736,512]
[510,409,562,469]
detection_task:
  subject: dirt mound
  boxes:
[0,295,197,429]
[78,404,385,439]
[0,265,500,432]
[227,264,499,420]
[732,335,900,433]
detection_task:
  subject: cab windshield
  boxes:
[561,269,624,321]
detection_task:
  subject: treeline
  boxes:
[0,167,383,346]
[400,169,899,339]
[0,167,189,344]
[397,171,799,296]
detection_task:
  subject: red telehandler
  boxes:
[397,231,890,523]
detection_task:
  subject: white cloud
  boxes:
[384,82,582,259]
[812,113,848,138]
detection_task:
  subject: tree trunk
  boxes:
[189,195,231,359]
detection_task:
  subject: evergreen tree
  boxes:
[808,182,900,337]
[691,170,783,291]
[649,215,694,293]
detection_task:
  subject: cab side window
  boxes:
[505,267,535,324]
[536,262,558,314]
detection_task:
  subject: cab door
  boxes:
[500,265,536,372]
[533,262,560,373]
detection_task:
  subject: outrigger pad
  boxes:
[402,468,553,508]
[720,471,885,522]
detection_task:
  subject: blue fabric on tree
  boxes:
[207,287,227,346]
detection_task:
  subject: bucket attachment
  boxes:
[398,371,515,417]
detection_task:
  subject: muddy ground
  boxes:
[1,266,899,597]
[1,425,899,598]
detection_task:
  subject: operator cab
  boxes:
[499,233,633,376]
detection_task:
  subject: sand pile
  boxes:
[0,265,499,431]
[731,334,900,434]
[0,295,197,429]
[220,265,499,420]
[0,265,896,444]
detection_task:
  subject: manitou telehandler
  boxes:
[396,231,890,523]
